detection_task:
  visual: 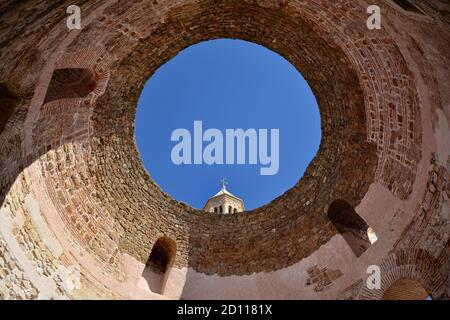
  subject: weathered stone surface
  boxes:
[0,0,449,300]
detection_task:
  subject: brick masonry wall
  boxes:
[0,0,449,299]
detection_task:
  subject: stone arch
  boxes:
[140,236,177,295]
[327,200,374,257]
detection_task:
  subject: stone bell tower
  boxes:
[203,179,245,214]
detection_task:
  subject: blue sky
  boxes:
[135,39,321,210]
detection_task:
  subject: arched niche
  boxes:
[327,199,377,257]
[140,237,177,295]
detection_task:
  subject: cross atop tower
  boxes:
[220,178,228,189]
